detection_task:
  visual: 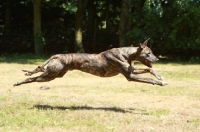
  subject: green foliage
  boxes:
[127,0,200,56]
[43,0,77,13]
[60,1,77,14]
[1,0,200,57]
[168,1,200,50]
[144,0,165,17]
[127,1,167,48]
[189,56,200,63]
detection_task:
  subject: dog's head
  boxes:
[136,38,159,68]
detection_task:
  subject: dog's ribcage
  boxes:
[58,53,120,77]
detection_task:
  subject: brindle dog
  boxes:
[14,39,168,86]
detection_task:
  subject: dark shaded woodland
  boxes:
[0,0,200,59]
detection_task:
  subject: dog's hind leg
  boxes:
[22,66,45,76]
[14,58,68,86]
[13,73,56,86]
[22,55,60,76]
[13,68,65,86]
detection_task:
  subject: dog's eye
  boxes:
[146,53,150,57]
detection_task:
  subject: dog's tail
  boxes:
[40,55,60,68]
[22,55,60,76]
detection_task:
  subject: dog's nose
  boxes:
[152,57,159,62]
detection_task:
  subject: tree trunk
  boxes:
[119,0,131,47]
[86,0,95,52]
[4,0,12,35]
[75,0,88,53]
[33,0,43,55]
[105,0,110,29]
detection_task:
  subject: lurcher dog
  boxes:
[13,39,168,86]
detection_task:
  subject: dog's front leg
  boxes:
[131,67,163,80]
[121,66,167,86]
[129,73,168,86]
[130,62,163,80]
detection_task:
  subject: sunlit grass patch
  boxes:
[189,119,200,128]
[0,55,200,132]
[147,108,170,117]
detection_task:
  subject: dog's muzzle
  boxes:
[145,60,152,68]
[145,58,159,68]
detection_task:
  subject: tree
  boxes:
[33,0,43,55]
[85,0,96,52]
[74,0,88,52]
[105,0,110,29]
[135,0,200,55]
[119,0,131,47]
[3,0,12,36]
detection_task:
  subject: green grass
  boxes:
[0,53,48,64]
[0,54,200,132]
[147,108,170,117]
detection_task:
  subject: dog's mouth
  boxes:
[145,60,152,68]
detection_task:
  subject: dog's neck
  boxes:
[126,47,139,64]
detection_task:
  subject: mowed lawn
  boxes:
[0,56,200,132]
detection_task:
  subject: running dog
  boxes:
[14,39,168,86]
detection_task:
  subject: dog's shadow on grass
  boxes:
[32,104,148,114]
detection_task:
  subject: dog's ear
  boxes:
[139,38,150,49]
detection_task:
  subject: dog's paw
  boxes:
[24,72,32,76]
[161,82,168,86]
[155,74,164,80]
[13,82,19,86]
[22,70,32,76]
